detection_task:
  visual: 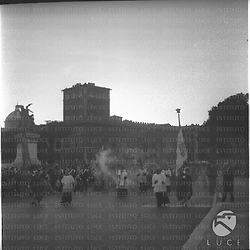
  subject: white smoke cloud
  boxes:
[95,149,138,189]
[95,149,118,187]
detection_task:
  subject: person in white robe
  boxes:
[152,168,167,206]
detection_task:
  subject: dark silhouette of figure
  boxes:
[80,169,89,193]
[30,170,45,205]
[13,169,22,196]
[207,164,217,194]
[177,167,193,206]
[137,168,148,194]
[222,167,234,202]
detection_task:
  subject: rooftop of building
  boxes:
[62,82,112,91]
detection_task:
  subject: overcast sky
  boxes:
[1,0,248,127]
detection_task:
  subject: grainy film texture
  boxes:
[1,1,248,250]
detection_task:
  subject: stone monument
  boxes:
[4,103,41,168]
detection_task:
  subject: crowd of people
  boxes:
[2,163,96,202]
[2,161,236,206]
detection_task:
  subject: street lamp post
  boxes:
[175,108,181,127]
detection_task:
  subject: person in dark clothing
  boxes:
[222,167,234,202]
[177,167,193,206]
[146,170,152,188]
[206,164,217,194]
[137,168,148,194]
[48,170,56,189]
[13,170,22,196]
[80,169,89,193]
[30,170,45,205]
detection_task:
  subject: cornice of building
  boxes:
[62,82,111,91]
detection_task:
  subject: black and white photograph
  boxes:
[1,1,249,250]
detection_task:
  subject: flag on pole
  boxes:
[176,129,188,175]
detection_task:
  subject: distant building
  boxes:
[62,82,111,123]
[4,105,22,129]
[110,115,123,122]
[2,83,208,167]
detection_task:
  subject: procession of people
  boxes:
[2,159,237,207]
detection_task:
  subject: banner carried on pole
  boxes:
[176,129,188,175]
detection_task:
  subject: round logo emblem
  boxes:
[212,210,236,237]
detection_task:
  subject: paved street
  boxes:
[3,189,212,250]
[2,177,248,250]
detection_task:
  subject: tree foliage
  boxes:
[203,92,248,164]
